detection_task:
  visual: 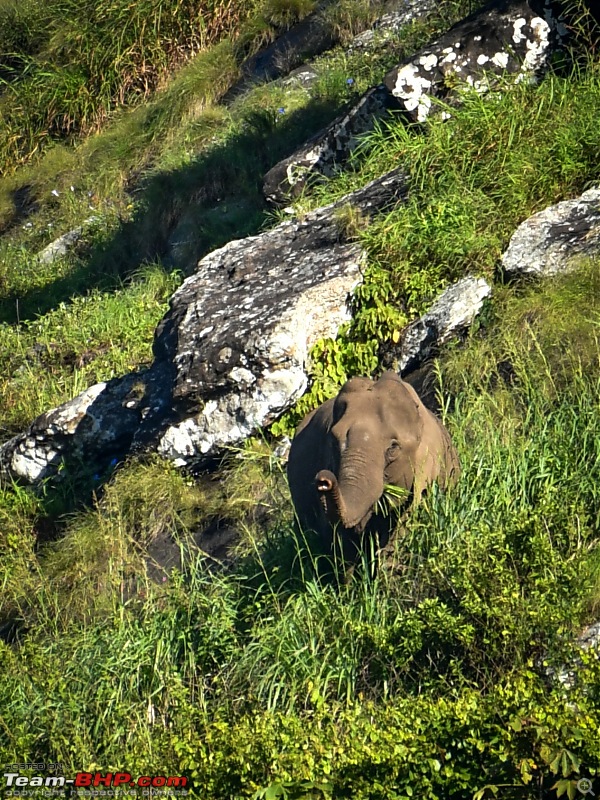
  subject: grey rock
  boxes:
[223,0,337,104]
[281,66,320,89]
[0,170,407,483]
[0,370,168,483]
[348,1,437,51]
[381,275,492,374]
[273,435,292,463]
[264,0,565,204]
[154,168,408,466]
[578,620,600,650]
[502,187,600,277]
[263,85,403,204]
[37,217,100,265]
[383,0,563,123]
[546,620,600,690]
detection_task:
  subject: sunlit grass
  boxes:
[0,264,181,437]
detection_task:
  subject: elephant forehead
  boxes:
[339,376,374,394]
[331,407,393,440]
[330,398,423,452]
[339,388,419,422]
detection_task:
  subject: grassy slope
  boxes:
[1,1,600,798]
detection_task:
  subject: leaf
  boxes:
[549,752,562,775]
[552,778,571,798]
[265,787,283,800]
[473,785,498,800]
[566,749,581,774]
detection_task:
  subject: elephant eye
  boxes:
[386,441,401,461]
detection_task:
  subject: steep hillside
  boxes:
[1,0,600,798]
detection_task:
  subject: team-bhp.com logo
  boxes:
[4,770,188,793]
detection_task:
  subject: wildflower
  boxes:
[346,78,355,86]
[277,107,286,114]
[51,189,59,197]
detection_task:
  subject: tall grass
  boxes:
[0,0,257,172]
[2,265,600,799]
[319,62,600,315]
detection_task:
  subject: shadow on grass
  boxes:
[0,95,350,325]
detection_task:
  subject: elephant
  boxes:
[287,371,460,570]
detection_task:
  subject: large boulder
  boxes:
[264,0,565,205]
[348,1,437,52]
[223,1,337,103]
[0,169,408,483]
[380,275,492,374]
[226,0,437,104]
[0,370,172,484]
[154,169,408,465]
[382,0,563,123]
[502,187,600,277]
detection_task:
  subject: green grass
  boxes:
[2,263,600,797]
[0,263,180,438]
[0,0,259,172]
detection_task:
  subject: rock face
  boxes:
[264,0,565,204]
[383,0,562,123]
[0,170,408,483]
[37,216,99,265]
[546,620,600,690]
[0,370,171,484]
[223,1,336,103]
[263,86,404,204]
[348,1,437,51]
[502,187,600,277]
[154,169,408,465]
[380,275,492,374]
[226,0,436,104]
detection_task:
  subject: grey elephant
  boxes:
[287,371,460,568]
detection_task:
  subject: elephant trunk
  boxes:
[316,469,382,530]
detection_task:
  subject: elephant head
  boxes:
[287,372,460,559]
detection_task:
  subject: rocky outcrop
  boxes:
[0,366,179,484]
[348,1,437,51]
[263,86,404,204]
[546,620,600,690]
[502,186,600,277]
[264,0,566,204]
[0,169,408,483]
[382,0,563,122]
[223,1,337,103]
[37,216,99,265]
[225,0,437,104]
[380,275,492,374]
[154,169,408,465]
